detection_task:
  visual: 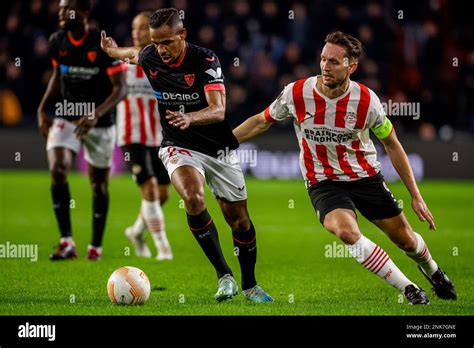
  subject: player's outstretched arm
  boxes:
[233,111,272,143]
[37,66,60,137]
[166,90,227,130]
[379,129,436,230]
[100,30,140,65]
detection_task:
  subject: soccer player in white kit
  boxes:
[234,31,456,304]
[116,12,172,260]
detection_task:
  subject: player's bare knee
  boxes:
[334,228,360,244]
[182,189,205,214]
[324,219,360,244]
[140,178,158,201]
[50,162,68,184]
[91,180,108,196]
[322,217,339,236]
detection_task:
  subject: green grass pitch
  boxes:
[0,171,472,315]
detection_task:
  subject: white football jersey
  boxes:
[265,76,388,187]
[116,64,162,147]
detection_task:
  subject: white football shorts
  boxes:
[46,118,116,169]
[159,145,247,202]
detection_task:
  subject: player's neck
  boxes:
[175,41,187,62]
[318,76,350,99]
[68,22,89,40]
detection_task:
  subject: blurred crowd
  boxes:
[0,0,472,140]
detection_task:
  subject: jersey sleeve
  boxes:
[48,33,59,68]
[264,84,294,123]
[201,50,225,92]
[367,91,393,139]
[138,44,153,67]
[101,52,127,76]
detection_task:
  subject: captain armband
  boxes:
[371,117,393,140]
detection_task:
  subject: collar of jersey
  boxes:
[67,30,89,47]
[165,42,187,68]
[313,75,353,102]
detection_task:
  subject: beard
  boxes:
[322,80,338,88]
[322,73,349,89]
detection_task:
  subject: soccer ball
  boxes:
[107,266,151,305]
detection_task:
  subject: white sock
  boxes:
[60,237,74,244]
[130,212,146,236]
[406,232,438,276]
[141,199,172,256]
[346,235,414,292]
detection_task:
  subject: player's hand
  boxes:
[37,109,52,138]
[100,30,117,54]
[411,195,436,231]
[74,115,98,138]
[165,110,192,130]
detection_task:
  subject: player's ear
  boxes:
[180,28,187,40]
[348,61,358,75]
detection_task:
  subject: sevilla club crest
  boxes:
[184,74,195,87]
[87,50,97,63]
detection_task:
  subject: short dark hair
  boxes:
[324,31,363,61]
[149,8,183,29]
[73,0,93,13]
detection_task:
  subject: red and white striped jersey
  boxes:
[265,76,387,187]
[116,64,163,147]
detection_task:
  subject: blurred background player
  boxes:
[101,8,272,302]
[37,0,127,260]
[234,31,456,304]
[117,11,173,261]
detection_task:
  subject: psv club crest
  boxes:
[344,111,357,130]
[87,50,97,63]
[184,74,195,87]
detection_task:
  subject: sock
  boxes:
[406,232,438,276]
[187,209,232,278]
[60,236,74,244]
[346,235,414,292]
[51,183,72,238]
[91,191,109,247]
[130,212,146,236]
[232,221,257,290]
[141,199,172,256]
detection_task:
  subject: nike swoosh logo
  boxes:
[237,186,245,191]
[206,57,215,62]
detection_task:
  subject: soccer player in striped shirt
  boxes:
[234,31,456,304]
[116,12,172,260]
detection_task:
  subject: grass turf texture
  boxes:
[0,171,472,315]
